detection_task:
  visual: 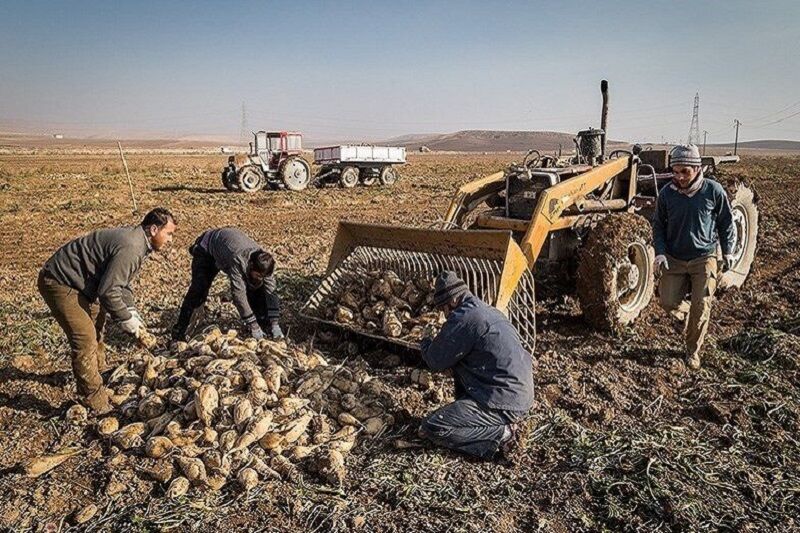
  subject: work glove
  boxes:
[248,321,266,340]
[654,255,669,274]
[127,307,144,323]
[722,254,735,272]
[119,314,144,336]
[422,323,438,341]
[270,321,284,340]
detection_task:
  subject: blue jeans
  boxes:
[420,397,526,459]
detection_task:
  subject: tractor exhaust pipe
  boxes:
[600,80,609,161]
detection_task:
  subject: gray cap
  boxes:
[433,270,470,308]
[669,144,702,167]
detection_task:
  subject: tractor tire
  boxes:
[281,157,311,191]
[360,168,377,186]
[576,212,655,333]
[379,166,399,186]
[339,166,359,188]
[719,183,759,289]
[221,169,238,191]
[235,165,265,193]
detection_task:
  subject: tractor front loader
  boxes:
[302,81,758,353]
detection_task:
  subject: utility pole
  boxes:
[239,102,248,145]
[733,119,741,155]
[688,92,700,145]
[702,130,708,155]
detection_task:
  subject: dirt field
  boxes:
[0,151,798,532]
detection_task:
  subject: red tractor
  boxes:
[222,130,312,192]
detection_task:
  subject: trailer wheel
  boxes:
[235,165,265,193]
[281,157,311,191]
[576,213,655,333]
[360,168,377,186]
[339,166,359,188]
[719,183,759,289]
[379,166,398,186]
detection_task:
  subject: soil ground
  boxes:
[0,151,798,532]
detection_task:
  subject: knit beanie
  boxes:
[433,270,470,308]
[669,144,702,167]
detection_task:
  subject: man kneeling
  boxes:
[418,271,534,460]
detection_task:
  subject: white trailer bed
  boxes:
[314,145,406,165]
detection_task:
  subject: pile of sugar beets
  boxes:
[68,328,396,496]
[322,269,446,342]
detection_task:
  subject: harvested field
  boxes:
[0,150,798,531]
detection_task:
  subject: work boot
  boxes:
[497,417,534,466]
[80,387,114,416]
[686,352,701,370]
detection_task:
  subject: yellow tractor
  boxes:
[302,81,758,353]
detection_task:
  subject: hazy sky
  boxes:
[2,0,799,143]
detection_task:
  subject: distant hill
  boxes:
[708,140,800,151]
[385,130,627,152]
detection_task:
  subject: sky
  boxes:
[1,0,799,144]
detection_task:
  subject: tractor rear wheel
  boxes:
[576,213,655,333]
[235,165,265,193]
[339,166,359,188]
[719,183,758,289]
[379,166,399,186]
[281,157,311,191]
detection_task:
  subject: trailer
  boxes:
[314,145,406,188]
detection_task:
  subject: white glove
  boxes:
[723,254,735,272]
[655,255,669,274]
[249,322,266,340]
[127,307,143,323]
[119,314,144,336]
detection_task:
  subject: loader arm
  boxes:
[520,156,632,265]
[444,171,506,225]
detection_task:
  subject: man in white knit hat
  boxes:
[653,144,736,369]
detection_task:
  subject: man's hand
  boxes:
[654,255,669,274]
[422,323,438,340]
[722,254,736,272]
[269,321,284,340]
[249,322,266,340]
[127,307,144,323]
[119,314,144,336]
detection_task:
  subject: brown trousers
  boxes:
[37,271,108,399]
[657,255,718,358]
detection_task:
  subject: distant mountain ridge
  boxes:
[708,140,800,151]
[384,130,627,152]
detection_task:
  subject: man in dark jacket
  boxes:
[418,271,534,460]
[38,207,177,413]
[172,227,283,342]
[653,144,736,369]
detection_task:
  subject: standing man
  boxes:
[653,144,736,369]
[417,271,534,460]
[38,208,177,413]
[171,227,283,342]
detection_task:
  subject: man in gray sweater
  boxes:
[653,144,736,369]
[171,227,283,342]
[38,208,177,413]
[418,271,534,460]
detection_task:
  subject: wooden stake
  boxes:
[118,141,138,213]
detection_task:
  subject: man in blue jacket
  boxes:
[653,144,736,369]
[417,271,534,460]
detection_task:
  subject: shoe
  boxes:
[81,387,114,416]
[497,417,533,465]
